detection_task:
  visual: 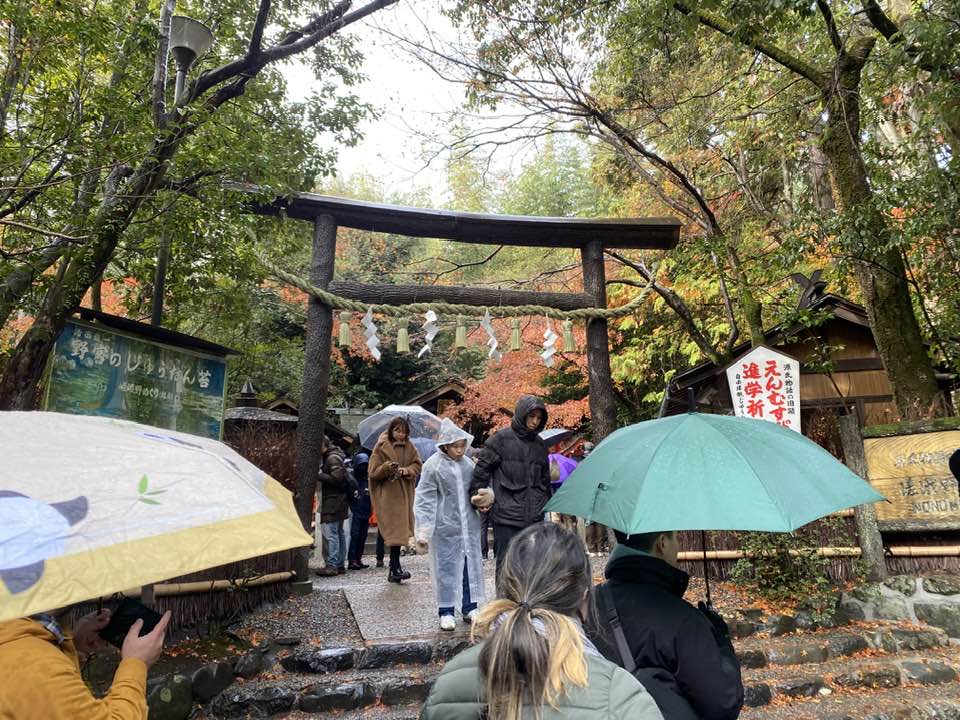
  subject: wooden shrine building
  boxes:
[663,273,958,430]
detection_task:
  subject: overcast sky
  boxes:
[281,1,462,200]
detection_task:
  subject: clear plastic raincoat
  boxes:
[414,419,486,612]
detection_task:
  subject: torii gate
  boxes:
[243,187,680,592]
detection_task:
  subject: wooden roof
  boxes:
[76,308,237,357]
[229,183,681,250]
[668,294,870,394]
[404,379,468,408]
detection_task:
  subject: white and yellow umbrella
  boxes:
[0,411,312,622]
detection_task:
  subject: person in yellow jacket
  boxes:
[0,606,171,719]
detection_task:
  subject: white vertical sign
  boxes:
[725,345,801,432]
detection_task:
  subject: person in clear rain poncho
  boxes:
[414,418,489,631]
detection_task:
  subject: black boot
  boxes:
[388,545,405,582]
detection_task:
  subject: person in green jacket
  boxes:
[420,522,663,720]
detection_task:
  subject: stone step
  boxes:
[271,637,469,675]
[734,623,949,668]
[741,680,960,719]
[209,665,441,716]
[741,647,960,708]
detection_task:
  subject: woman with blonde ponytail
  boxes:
[420,523,662,720]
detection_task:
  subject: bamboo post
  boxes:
[839,414,887,581]
[291,214,338,595]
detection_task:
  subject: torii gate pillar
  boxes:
[291,213,337,595]
[581,241,617,442]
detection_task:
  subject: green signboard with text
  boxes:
[44,319,228,439]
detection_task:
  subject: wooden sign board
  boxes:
[864,430,960,528]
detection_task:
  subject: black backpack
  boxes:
[344,461,360,501]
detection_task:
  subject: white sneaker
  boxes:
[439,615,456,631]
[464,609,480,625]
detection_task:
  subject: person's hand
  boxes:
[471,488,495,510]
[697,601,730,639]
[121,611,171,668]
[73,609,111,655]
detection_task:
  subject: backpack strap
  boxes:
[599,583,636,673]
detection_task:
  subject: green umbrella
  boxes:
[544,412,885,600]
[546,412,883,531]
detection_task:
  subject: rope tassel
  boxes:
[562,320,576,352]
[509,318,522,351]
[396,318,410,354]
[338,311,352,348]
[455,316,468,349]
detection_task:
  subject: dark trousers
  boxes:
[389,545,402,573]
[438,560,477,616]
[376,531,385,565]
[349,515,370,565]
[493,524,525,576]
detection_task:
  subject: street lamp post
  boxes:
[169,16,215,107]
[151,16,215,328]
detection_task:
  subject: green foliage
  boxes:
[540,361,588,405]
[731,518,860,619]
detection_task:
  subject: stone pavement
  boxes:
[308,552,609,642]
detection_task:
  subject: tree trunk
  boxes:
[808,143,835,211]
[819,49,945,420]
[0,211,128,409]
[838,414,887,581]
[581,241,617,442]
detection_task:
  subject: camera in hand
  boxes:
[99,597,164,648]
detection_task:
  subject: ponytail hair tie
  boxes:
[517,601,531,612]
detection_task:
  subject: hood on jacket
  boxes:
[510,395,548,439]
[0,618,55,649]
[353,452,370,467]
[435,418,473,451]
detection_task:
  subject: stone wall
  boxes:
[841,575,960,637]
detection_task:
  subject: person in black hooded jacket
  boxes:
[589,529,744,720]
[469,394,551,573]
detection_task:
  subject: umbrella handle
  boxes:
[701,530,712,606]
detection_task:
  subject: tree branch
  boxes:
[816,0,845,53]
[155,168,223,198]
[606,250,723,365]
[0,219,88,241]
[861,0,901,41]
[194,0,397,100]
[672,1,827,86]
[249,0,272,57]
